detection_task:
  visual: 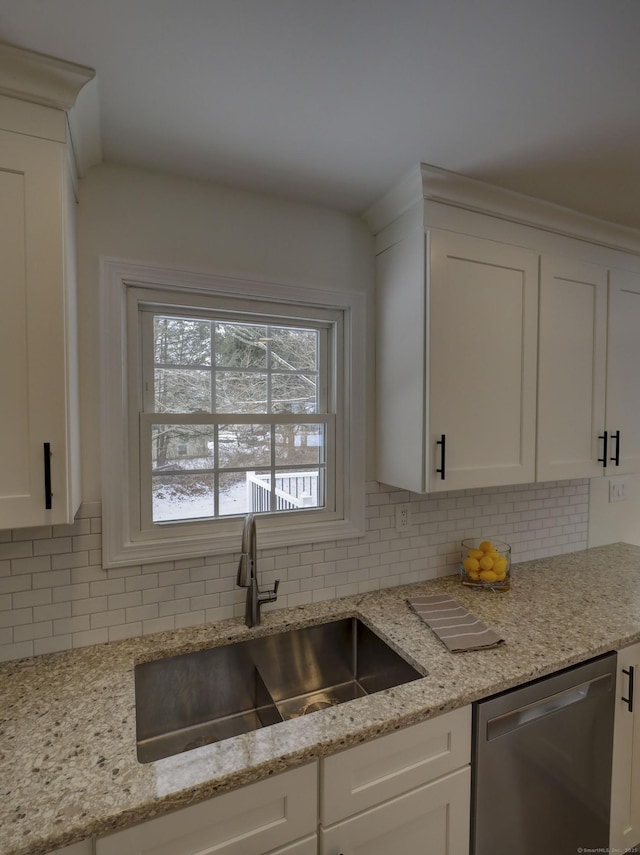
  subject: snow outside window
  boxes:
[99,260,365,568]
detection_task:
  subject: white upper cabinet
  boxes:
[368,163,640,494]
[606,268,640,476]
[537,260,640,481]
[0,45,94,529]
[536,256,608,481]
[0,123,77,528]
[428,231,538,492]
[374,226,537,494]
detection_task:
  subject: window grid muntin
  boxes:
[142,413,332,526]
[142,303,331,524]
[149,313,323,418]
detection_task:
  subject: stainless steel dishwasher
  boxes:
[472,652,616,855]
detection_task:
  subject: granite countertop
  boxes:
[3,542,640,855]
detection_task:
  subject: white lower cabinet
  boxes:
[319,767,470,855]
[96,763,317,855]
[319,706,471,855]
[95,707,472,855]
[611,643,640,852]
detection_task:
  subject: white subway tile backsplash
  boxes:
[14,620,53,642]
[108,622,141,642]
[32,569,70,589]
[33,634,71,656]
[175,610,205,629]
[53,615,90,636]
[33,537,72,556]
[12,590,52,609]
[0,542,34,561]
[108,592,142,610]
[91,609,125,629]
[0,641,33,662]
[53,518,91,538]
[0,576,31,594]
[0,479,591,661]
[53,552,90,571]
[72,628,109,648]
[0,608,32,628]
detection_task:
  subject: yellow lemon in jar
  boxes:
[479,540,494,553]
[493,556,508,575]
[479,569,498,582]
[468,570,480,581]
[494,570,506,581]
[478,555,495,572]
[467,549,484,561]
[463,557,480,574]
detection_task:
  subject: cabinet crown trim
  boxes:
[364,162,640,256]
[0,41,95,111]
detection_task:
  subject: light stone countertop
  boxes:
[2,542,640,855]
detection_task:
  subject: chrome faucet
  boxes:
[236,514,279,627]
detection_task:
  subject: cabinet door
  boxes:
[96,763,317,855]
[0,129,74,528]
[322,706,471,825]
[611,643,640,852]
[428,231,538,491]
[320,766,470,855]
[606,269,640,476]
[536,256,608,481]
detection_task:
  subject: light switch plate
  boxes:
[609,477,627,503]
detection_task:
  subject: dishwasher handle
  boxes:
[486,673,612,741]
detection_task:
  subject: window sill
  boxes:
[101,514,365,568]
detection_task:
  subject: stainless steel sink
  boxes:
[135,617,423,763]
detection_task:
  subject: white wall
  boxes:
[0,163,599,661]
[589,475,640,547]
[76,162,375,499]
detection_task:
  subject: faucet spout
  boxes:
[236,513,279,627]
[236,514,256,588]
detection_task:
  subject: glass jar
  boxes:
[460,537,511,592]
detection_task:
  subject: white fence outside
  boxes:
[246,471,319,511]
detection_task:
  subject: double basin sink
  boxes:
[135,617,423,763]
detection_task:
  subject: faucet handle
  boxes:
[263,578,280,603]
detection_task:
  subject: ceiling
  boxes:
[1,0,640,228]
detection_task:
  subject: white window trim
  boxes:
[99,258,366,568]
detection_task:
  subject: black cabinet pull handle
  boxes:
[436,434,446,480]
[598,431,608,468]
[610,430,621,467]
[623,665,635,712]
[43,443,52,510]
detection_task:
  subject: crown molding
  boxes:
[0,41,95,110]
[363,162,640,256]
[66,76,103,177]
[0,41,101,177]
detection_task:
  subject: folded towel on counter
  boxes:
[407,593,505,652]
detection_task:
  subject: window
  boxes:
[100,260,365,567]
[141,310,333,524]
